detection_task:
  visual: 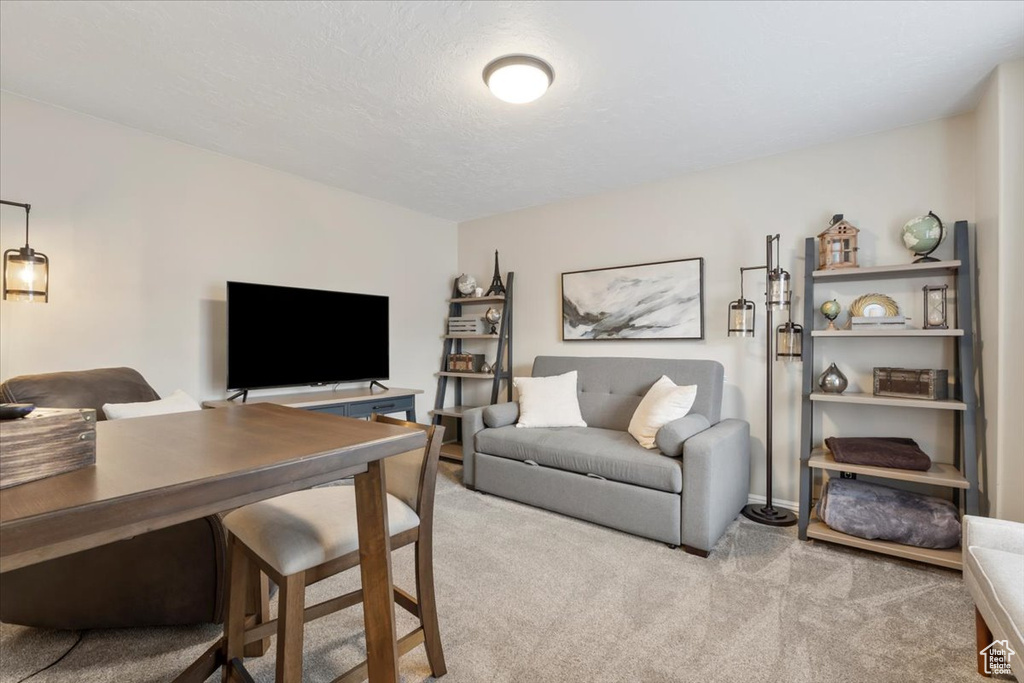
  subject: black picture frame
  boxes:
[561,257,705,341]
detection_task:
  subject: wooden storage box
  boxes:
[873,368,949,401]
[447,353,485,372]
[447,316,483,335]
[0,408,97,489]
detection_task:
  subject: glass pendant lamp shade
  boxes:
[776,320,803,361]
[728,298,755,337]
[767,268,791,310]
[3,246,48,302]
[1,201,48,303]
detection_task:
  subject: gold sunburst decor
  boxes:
[849,293,900,318]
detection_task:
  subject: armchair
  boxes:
[0,367,227,629]
[963,515,1023,678]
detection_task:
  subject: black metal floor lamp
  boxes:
[728,234,801,527]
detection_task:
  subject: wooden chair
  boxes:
[219,415,447,682]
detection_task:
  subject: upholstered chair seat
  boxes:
[224,487,420,577]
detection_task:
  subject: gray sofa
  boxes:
[461,356,750,556]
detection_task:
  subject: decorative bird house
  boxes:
[817,214,860,270]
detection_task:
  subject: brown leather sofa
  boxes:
[0,367,227,629]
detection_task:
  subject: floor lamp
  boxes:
[727,234,801,527]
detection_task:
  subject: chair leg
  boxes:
[976,607,993,677]
[276,571,306,683]
[243,566,270,657]
[223,536,250,682]
[415,539,447,677]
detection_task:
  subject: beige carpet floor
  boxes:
[0,463,996,682]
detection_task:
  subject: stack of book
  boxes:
[851,315,906,329]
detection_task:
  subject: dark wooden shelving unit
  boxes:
[430,272,514,462]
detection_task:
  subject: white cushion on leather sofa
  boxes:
[103,389,202,419]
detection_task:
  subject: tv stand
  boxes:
[226,389,249,403]
[203,387,422,422]
[369,380,389,392]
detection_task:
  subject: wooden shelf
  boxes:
[811,260,960,282]
[439,442,463,462]
[810,392,965,411]
[446,296,505,305]
[811,329,964,337]
[808,449,968,488]
[806,519,962,570]
[430,405,475,419]
[436,371,498,379]
[443,334,500,340]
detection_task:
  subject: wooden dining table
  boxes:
[0,402,426,682]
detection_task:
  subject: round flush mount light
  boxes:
[483,55,554,104]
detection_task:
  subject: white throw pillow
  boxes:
[103,389,203,420]
[628,375,698,449]
[513,371,587,428]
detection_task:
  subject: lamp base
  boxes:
[741,503,797,527]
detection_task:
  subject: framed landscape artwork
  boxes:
[562,257,705,340]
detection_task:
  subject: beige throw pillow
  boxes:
[103,389,202,420]
[514,371,587,428]
[628,375,698,449]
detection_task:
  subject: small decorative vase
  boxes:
[818,363,848,394]
[479,361,492,375]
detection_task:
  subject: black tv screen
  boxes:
[227,281,389,391]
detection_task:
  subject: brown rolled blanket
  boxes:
[824,436,931,471]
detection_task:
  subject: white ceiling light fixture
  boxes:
[483,55,554,104]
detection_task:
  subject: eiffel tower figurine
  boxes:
[485,250,506,296]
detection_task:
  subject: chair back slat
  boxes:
[370,415,444,517]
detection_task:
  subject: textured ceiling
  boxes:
[1,1,1022,221]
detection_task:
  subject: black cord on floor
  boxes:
[15,630,84,683]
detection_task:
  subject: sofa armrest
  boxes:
[461,406,487,488]
[483,401,520,428]
[680,418,751,553]
[963,515,1024,555]
[655,414,711,456]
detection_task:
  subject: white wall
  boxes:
[459,115,975,506]
[975,60,1024,523]
[0,93,458,419]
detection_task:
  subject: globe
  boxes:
[484,306,502,333]
[820,299,841,330]
[820,299,840,321]
[456,273,477,296]
[901,214,944,259]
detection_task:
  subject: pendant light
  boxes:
[776,315,803,362]
[1,200,48,303]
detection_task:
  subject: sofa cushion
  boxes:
[628,375,697,449]
[103,389,202,420]
[531,356,724,430]
[967,546,1024,657]
[475,425,683,493]
[513,371,587,428]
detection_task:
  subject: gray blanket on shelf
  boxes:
[817,478,961,549]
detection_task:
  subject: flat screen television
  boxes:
[227,281,389,391]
